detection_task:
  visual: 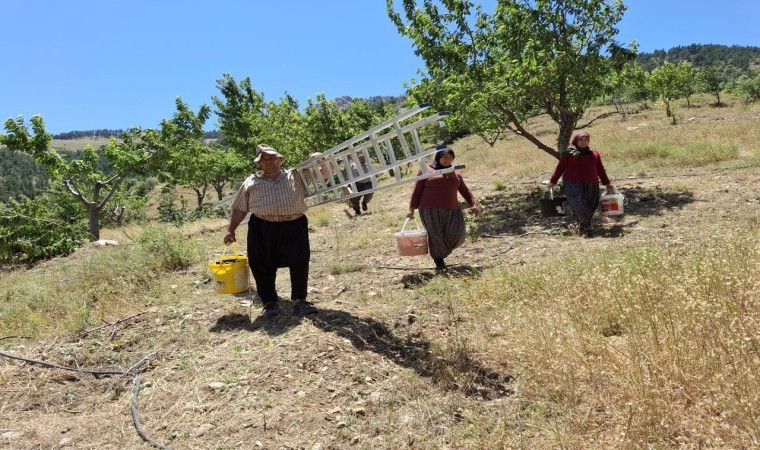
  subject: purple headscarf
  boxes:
[571,132,591,149]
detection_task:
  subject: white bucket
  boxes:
[600,191,626,216]
[394,218,428,256]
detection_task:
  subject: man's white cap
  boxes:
[254,144,282,163]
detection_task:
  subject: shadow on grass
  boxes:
[478,184,696,236]
[401,264,485,289]
[210,300,512,399]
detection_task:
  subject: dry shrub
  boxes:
[462,223,760,448]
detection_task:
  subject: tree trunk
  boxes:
[213,184,224,201]
[193,187,208,207]
[88,204,100,241]
[556,111,578,156]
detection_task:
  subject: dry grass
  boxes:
[2,94,760,449]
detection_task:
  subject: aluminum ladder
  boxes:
[293,103,463,207]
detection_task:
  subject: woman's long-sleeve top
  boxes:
[409,166,477,210]
[549,150,611,185]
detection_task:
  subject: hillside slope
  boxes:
[2,98,760,449]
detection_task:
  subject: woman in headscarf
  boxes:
[407,145,480,270]
[548,132,614,237]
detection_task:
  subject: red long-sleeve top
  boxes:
[409,166,477,210]
[549,150,611,185]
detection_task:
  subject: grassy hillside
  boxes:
[1,94,760,449]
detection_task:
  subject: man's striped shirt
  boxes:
[231,169,308,216]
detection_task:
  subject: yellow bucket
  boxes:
[208,243,250,295]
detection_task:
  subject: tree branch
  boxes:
[62,179,90,207]
[576,111,620,129]
[81,311,148,337]
[97,174,130,209]
[494,105,560,159]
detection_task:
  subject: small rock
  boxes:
[59,437,73,446]
[208,382,226,390]
[193,423,214,437]
[1,431,23,440]
[92,239,118,247]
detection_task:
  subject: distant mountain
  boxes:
[53,129,125,140]
[638,44,760,75]
[333,95,407,110]
[53,129,220,140]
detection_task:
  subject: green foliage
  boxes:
[697,67,727,104]
[675,61,699,106]
[387,0,634,157]
[0,192,87,265]
[99,176,153,227]
[0,98,210,241]
[156,184,226,226]
[157,185,189,223]
[212,74,269,161]
[604,58,649,114]
[136,226,201,271]
[734,74,760,103]
[0,148,50,201]
[213,74,391,165]
[303,93,351,152]
[647,61,683,121]
[265,93,309,158]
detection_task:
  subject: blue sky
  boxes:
[1,0,758,134]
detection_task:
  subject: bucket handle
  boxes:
[401,217,423,232]
[221,242,241,257]
[546,186,561,200]
[604,188,628,205]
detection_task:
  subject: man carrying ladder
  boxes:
[223,104,467,319]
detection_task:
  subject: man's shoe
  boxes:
[361,202,368,211]
[261,303,281,319]
[292,300,318,316]
[353,208,361,215]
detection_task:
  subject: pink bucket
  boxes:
[394,218,428,256]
